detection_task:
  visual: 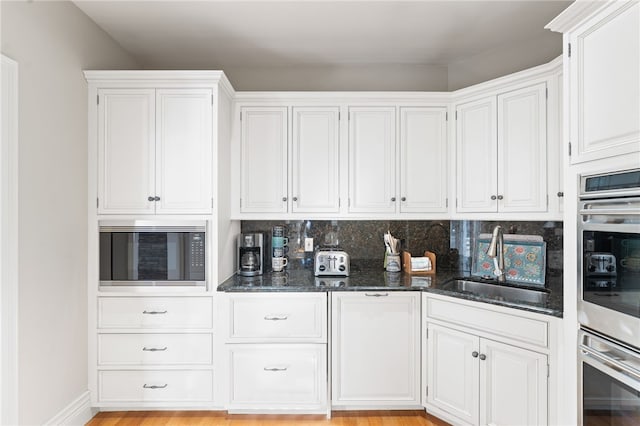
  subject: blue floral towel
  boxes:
[472,239,546,286]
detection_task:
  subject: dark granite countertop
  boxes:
[217,269,563,318]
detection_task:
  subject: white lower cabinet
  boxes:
[98,333,212,366]
[224,292,328,414]
[227,344,327,411]
[424,295,549,426]
[331,291,421,408]
[93,296,215,407]
[99,370,213,403]
[479,338,548,426]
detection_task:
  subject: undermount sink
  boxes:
[441,278,549,305]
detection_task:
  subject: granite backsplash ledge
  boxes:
[240,220,563,277]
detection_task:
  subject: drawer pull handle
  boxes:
[142,310,167,315]
[264,315,288,321]
[142,347,167,352]
[143,384,168,389]
[365,293,388,297]
[263,367,288,372]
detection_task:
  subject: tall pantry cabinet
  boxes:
[84,71,237,409]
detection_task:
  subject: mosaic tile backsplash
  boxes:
[241,220,563,278]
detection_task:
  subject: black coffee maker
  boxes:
[237,233,264,276]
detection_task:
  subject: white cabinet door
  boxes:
[570,1,640,163]
[155,89,213,214]
[480,339,548,426]
[400,107,448,213]
[348,107,396,214]
[427,323,480,425]
[497,83,547,213]
[292,107,340,213]
[98,89,156,214]
[332,292,420,406]
[456,97,498,213]
[240,107,288,213]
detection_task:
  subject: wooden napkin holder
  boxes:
[402,251,436,275]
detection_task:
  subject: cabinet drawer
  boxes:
[228,344,327,410]
[98,333,212,366]
[425,296,548,348]
[98,297,212,329]
[98,370,213,402]
[227,293,326,342]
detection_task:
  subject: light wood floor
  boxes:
[87,410,451,426]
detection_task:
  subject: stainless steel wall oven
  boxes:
[99,221,206,287]
[578,169,640,425]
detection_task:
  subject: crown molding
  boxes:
[545,0,616,32]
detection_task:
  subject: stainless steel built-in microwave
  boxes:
[99,221,206,287]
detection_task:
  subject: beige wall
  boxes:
[0,1,138,424]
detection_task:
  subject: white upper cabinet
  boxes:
[399,107,448,213]
[456,97,498,213]
[97,88,213,215]
[292,107,340,213]
[240,107,288,213]
[155,89,213,214]
[456,83,548,214]
[98,89,156,214]
[348,107,396,214]
[498,83,547,212]
[567,1,640,163]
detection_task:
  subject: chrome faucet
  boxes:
[486,225,506,283]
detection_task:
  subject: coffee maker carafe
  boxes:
[237,233,264,276]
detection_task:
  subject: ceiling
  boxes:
[73,0,572,71]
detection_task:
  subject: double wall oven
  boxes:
[578,169,640,425]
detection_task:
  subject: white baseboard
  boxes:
[44,391,96,426]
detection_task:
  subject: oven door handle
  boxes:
[579,208,639,215]
[581,345,640,383]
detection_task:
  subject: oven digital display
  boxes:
[584,170,640,193]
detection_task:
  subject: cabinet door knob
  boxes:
[391,197,396,202]
[491,195,497,200]
[148,196,155,202]
[497,195,504,200]
[401,197,407,202]
[282,197,287,202]
[557,191,564,197]
[154,196,160,201]
[479,354,487,361]
[293,197,298,202]
[472,351,479,358]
